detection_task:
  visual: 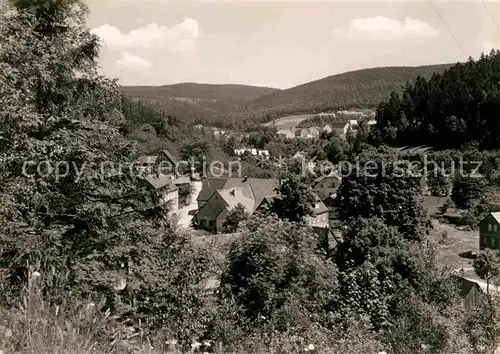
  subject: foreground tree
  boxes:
[451,176,490,209]
[473,249,500,293]
[335,217,467,353]
[221,203,249,233]
[271,175,316,223]
[219,215,337,325]
[336,150,430,240]
[0,0,207,344]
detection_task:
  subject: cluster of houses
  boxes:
[194,174,341,234]
[194,124,249,141]
[277,119,376,140]
[122,147,500,310]
[233,148,270,160]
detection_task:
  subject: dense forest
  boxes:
[122,83,280,129]
[124,65,453,129]
[371,51,500,149]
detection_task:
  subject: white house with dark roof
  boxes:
[137,149,192,215]
[313,175,342,200]
[322,124,333,134]
[277,128,295,139]
[195,177,280,233]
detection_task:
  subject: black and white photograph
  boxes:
[1,0,500,353]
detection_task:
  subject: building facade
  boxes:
[479,212,500,250]
[313,175,342,201]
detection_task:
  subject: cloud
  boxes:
[117,52,152,71]
[92,18,200,51]
[333,17,440,41]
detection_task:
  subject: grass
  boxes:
[433,219,478,272]
[0,277,384,354]
[423,195,447,217]
[262,114,316,130]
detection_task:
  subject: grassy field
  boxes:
[262,114,316,130]
[432,220,478,271]
[423,195,447,217]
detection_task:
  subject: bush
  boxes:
[219,215,337,325]
[178,183,194,207]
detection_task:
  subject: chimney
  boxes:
[230,189,235,196]
[243,176,248,182]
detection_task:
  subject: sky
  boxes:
[87,0,500,89]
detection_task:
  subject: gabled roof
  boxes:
[197,178,231,202]
[137,155,158,164]
[173,176,191,185]
[482,212,500,225]
[224,178,280,208]
[137,149,178,166]
[452,275,483,299]
[142,175,177,191]
[312,198,329,215]
[160,149,178,165]
[314,175,341,184]
[197,178,280,208]
[218,186,256,212]
[256,194,279,210]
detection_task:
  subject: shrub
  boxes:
[219,215,337,326]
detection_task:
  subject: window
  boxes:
[494,225,498,233]
[489,224,492,232]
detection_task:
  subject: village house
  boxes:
[305,195,329,228]
[299,128,310,138]
[137,149,178,178]
[309,126,320,138]
[277,128,295,139]
[257,149,270,160]
[137,149,191,213]
[234,148,271,160]
[297,127,320,139]
[336,110,365,117]
[479,212,500,250]
[140,174,179,214]
[322,124,333,135]
[313,175,342,201]
[453,275,484,311]
[255,193,330,229]
[195,177,280,233]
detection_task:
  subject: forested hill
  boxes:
[242,64,454,115]
[123,64,453,129]
[122,83,280,128]
[371,51,500,149]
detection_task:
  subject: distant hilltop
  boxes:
[123,63,454,129]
